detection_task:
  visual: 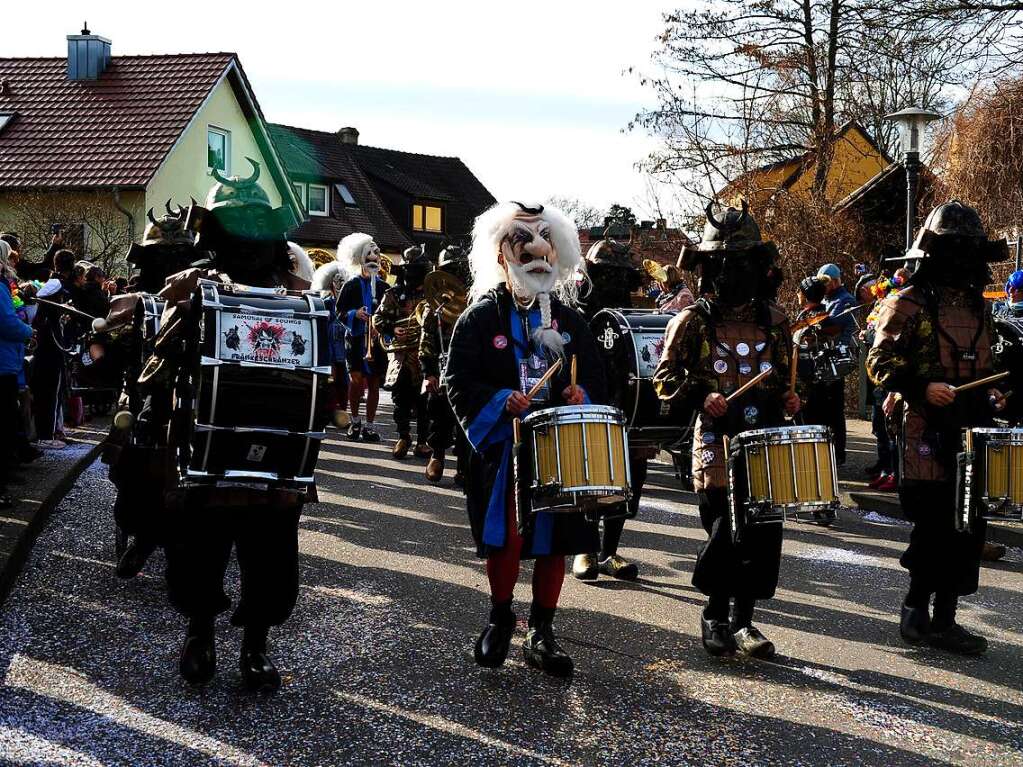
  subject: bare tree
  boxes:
[544,196,604,228]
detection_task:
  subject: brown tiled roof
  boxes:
[0,53,235,188]
[267,123,414,252]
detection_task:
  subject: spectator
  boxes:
[0,231,59,282]
[31,252,75,449]
[815,263,857,464]
[0,241,35,506]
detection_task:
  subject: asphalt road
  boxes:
[0,396,1021,766]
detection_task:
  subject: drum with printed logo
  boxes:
[171,280,331,491]
[957,427,1023,529]
[590,309,685,447]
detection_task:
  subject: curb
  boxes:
[0,440,104,608]
[850,490,1023,549]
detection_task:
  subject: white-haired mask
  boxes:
[339,233,382,278]
[500,208,558,304]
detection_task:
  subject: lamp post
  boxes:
[885,107,942,251]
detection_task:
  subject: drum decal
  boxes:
[736,342,750,357]
[714,359,728,374]
[246,445,268,462]
[217,312,315,367]
[635,333,667,377]
[597,326,619,351]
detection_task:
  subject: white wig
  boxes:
[287,241,315,282]
[467,202,582,305]
[338,232,377,275]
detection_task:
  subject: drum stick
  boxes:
[789,343,799,395]
[526,357,563,401]
[725,365,773,403]
[570,354,578,398]
[950,371,1010,394]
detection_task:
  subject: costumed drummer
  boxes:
[445,201,606,677]
[573,238,651,582]
[336,233,387,442]
[141,160,313,691]
[375,245,432,459]
[420,245,471,485]
[866,201,1007,656]
[653,202,798,659]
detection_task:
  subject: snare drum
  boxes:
[522,405,631,513]
[174,280,331,490]
[960,427,1023,525]
[727,425,838,533]
[590,309,683,447]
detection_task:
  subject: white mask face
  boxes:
[500,217,558,301]
[362,242,381,275]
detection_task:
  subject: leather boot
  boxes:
[522,604,573,677]
[179,617,216,685]
[115,537,157,580]
[474,601,516,668]
[701,613,736,656]
[572,553,598,581]
[240,625,282,692]
[392,434,410,459]
[928,593,987,656]
[425,455,445,482]
[899,602,931,646]
[414,443,433,459]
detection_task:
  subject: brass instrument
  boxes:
[379,254,393,282]
[424,270,467,325]
[307,248,335,269]
[377,300,428,354]
[643,258,668,284]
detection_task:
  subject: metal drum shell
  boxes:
[966,427,1023,523]
[523,404,631,513]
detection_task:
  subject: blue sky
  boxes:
[7,1,673,217]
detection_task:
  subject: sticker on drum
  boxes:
[759,361,772,373]
[702,432,716,444]
[755,341,766,352]
[744,405,759,425]
[701,449,715,464]
[713,359,728,374]
[736,342,750,356]
[597,327,619,350]
[739,363,752,375]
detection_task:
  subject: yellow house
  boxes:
[723,122,892,208]
[0,28,302,270]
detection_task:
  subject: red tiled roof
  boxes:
[0,53,235,188]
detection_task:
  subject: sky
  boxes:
[5,1,674,219]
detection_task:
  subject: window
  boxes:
[0,112,15,135]
[292,182,307,209]
[207,126,230,173]
[412,203,443,233]
[336,182,357,207]
[308,184,329,216]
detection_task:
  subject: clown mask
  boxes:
[500,214,558,303]
[361,241,382,277]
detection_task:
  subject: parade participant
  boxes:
[421,245,470,484]
[445,201,606,677]
[375,245,432,459]
[814,263,857,464]
[656,264,696,313]
[140,159,313,691]
[574,239,656,582]
[337,233,387,442]
[311,252,352,428]
[653,202,799,659]
[867,201,1008,656]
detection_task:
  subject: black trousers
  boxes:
[392,367,428,440]
[31,347,65,441]
[111,451,166,544]
[599,453,649,558]
[693,488,783,600]
[426,390,468,473]
[805,379,847,462]
[0,374,19,491]
[164,504,302,628]
[899,482,985,597]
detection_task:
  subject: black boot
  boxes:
[179,617,216,685]
[701,595,736,657]
[899,601,931,646]
[240,625,282,692]
[928,593,987,656]
[115,537,157,579]
[474,601,516,668]
[522,604,573,677]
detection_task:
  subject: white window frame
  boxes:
[292,182,308,210]
[308,183,330,217]
[207,125,231,174]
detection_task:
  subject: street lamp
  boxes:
[885,106,942,251]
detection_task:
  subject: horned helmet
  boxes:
[907,200,1007,289]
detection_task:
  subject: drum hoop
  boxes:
[736,425,832,445]
[522,404,626,427]
[969,427,1023,442]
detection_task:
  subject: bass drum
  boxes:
[993,314,1023,416]
[590,309,685,447]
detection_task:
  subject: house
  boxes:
[723,122,892,208]
[0,26,302,267]
[578,219,691,269]
[268,123,496,259]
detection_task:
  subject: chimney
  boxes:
[337,127,360,145]
[67,23,111,81]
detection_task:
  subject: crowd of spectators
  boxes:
[0,229,124,509]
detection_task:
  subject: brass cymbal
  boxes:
[425,270,465,306]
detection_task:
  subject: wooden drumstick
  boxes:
[950,371,1010,394]
[725,365,773,403]
[789,343,799,396]
[570,354,577,389]
[526,357,563,401]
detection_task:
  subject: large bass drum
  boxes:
[173,280,331,491]
[590,309,684,447]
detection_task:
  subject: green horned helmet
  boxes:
[187,157,291,243]
[206,157,272,211]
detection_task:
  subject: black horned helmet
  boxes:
[127,200,194,265]
[678,200,777,271]
[907,200,1008,263]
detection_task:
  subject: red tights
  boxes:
[485,498,564,609]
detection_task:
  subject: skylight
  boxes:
[0,113,16,135]
[336,182,357,207]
